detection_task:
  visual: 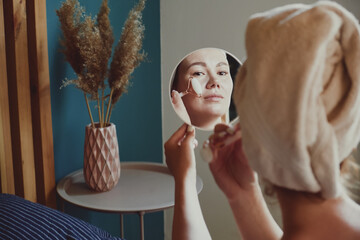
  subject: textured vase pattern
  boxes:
[84,123,120,192]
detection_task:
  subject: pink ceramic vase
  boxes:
[83,123,120,192]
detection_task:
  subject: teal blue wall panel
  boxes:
[46,0,163,239]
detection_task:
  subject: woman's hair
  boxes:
[171,65,181,93]
[340,153,360,204]
[261,178,276,197]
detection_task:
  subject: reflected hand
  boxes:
[208,123,257,201]
[171,90,191,124]
[165,124,197,183]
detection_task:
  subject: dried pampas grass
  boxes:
[57,0,146,128]
[109,0,146,103]
[106,0,146,122]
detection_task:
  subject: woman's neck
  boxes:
[276,187,360,240]
[192,115,222,130]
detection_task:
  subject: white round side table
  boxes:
[57,162,203,240]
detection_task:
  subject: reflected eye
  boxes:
[218,71,228,76]
[193,72,205,76]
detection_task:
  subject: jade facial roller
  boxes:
[178,77,202,97]
[200,117,241,163]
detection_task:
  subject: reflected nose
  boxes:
[206,75,220,89]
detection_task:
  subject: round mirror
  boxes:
[169,47,242,130]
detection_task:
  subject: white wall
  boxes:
[160,1,360,239]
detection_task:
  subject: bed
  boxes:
[0,1,123,239]
[0,194,123,240]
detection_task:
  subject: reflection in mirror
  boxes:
[170,48,241,130]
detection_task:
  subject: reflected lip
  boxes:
[204,94,224,101]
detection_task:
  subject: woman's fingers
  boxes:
[171,90,181,105]
[208,122,242,149]
[181,125,196,148]
[171,90,192,124]
[165,124,198,150]
[214,123,229,133]
[167,123,188,146]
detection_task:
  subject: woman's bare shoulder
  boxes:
[281,218,360,240]
[282,197,360,240]
[282,230,360,240]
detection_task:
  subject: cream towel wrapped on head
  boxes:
[234,1,360,199]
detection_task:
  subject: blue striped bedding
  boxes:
[0,194,123,240]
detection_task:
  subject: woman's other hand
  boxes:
[208,123,257,201]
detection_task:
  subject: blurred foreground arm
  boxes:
[208,123,282,240]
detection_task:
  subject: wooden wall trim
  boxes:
[1,0,56,208]
[27,0,56,208]
[0,0,15,195]
[4,0,37,202]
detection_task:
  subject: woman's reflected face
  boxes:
[175,48,233,129]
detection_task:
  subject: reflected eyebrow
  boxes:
[186,61,228,70]
[216,62,229,67]
[186,62,206,70]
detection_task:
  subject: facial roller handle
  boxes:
[200,117,241,163]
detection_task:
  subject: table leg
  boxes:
[139,211,145,240]
[120,214,124,239]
